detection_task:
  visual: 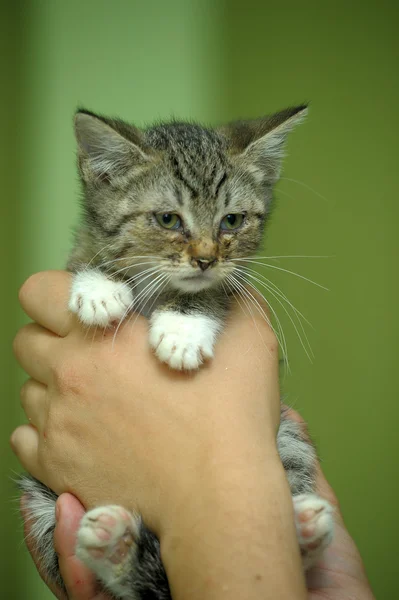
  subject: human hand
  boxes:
[285,408,375,600]
[21,493,110,600]
[11,270,281,538]
[22,412,375,600]
[14,270,306,600]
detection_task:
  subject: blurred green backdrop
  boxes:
[1,0,398,597]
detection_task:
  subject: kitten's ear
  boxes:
[221,105,308,183]
[74,110,150,183]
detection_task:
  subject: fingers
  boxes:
[21,495,68,600]
[13,322,59,383]
[19,271,74,336]
[54,494,106,600]
[10,425,41,479]
[21,493,105,600]
[20,379,47,432]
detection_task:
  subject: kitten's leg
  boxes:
[76,506,140,599]
[277,410,334,569]
[293,494,334,570]
[17,475,65,593]
[69,270,134,327]
[76,506,171,600]
[149,290,228,370]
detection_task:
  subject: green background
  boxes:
[1,1,398,597]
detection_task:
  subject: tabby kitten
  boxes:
[19,106,334,599]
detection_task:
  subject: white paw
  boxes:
[76,505,140,586]
[69,271,134,327]
[293,494,334,570]
[149,311,220,370]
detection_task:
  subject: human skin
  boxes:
[11,270,305,600]
[22,441,376,600]
[11,270,373,599]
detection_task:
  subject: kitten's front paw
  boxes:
[69,271,133,327]
[149,311,220,370]
[76,505,140,589]
[294,494,334,570]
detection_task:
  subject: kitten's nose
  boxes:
[195,257,217,271]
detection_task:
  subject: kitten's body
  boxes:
[20,107,334,599]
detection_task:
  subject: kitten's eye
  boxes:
[220,213,245,231]
[155,213,182,230]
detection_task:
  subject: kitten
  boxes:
[19,106,334,599]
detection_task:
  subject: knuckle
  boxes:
[52,357,90,396]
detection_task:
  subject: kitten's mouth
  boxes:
[181,272,211,280]
[172,270,216,292]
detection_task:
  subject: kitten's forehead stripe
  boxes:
[85,205,135,237]
[171,156,199,198]
[146,122,228,204]
[215,172,227,198]
[175,187,183,206]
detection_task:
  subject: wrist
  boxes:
[158,419,279,536]
[160,450,307,600]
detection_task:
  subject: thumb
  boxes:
[54,493,108,600]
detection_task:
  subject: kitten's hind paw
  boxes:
[76,505,140,592]
[294,494,334,570]
[69,271,133,327]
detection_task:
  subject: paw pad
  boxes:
[76,505,140,570]
[293,494,334,569]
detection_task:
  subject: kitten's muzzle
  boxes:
[193,257,217,271]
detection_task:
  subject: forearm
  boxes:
[161,449,307,600]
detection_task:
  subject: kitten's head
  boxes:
[74,105,307,293]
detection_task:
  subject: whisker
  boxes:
[220,281,230,303]
[100,261,159,279]
[110,272,162,342]
[234,265,312,327]
[224,276,256,322]
[84,244,115,269]
[274,187,300,204]
[125,274,171,343]
[233,275,289,368]
[227,273,289,368]
[225,276,278,361]
[234,255,331,260]
[137,274,171,318]
[98,255,162,268]
[133,273,168,314]
[226,273,289,368]
[230,259,329,290]
[120,265,162,286]
[279,176,330,203]
[234,270,313,362]
[236,266,315,359]
[111,271,166,345]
